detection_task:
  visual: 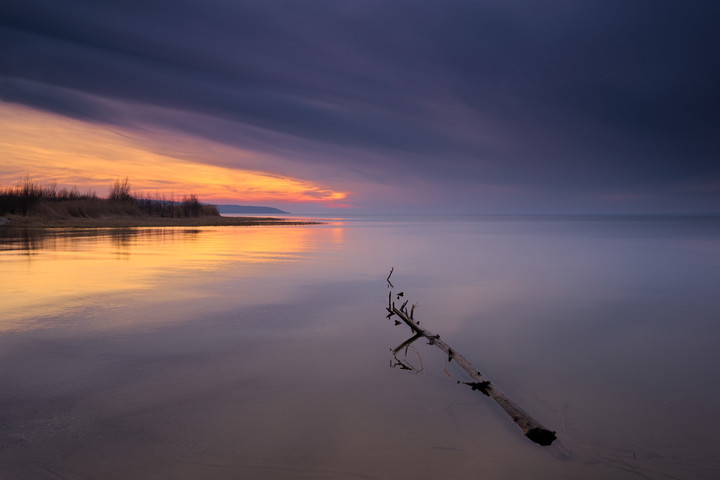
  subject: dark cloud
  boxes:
[1,0,719,212]
[0,77,126,124]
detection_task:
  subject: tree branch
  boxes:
[385,280,557,447]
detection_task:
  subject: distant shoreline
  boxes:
[0,214,322,228]
[1,178,317,228]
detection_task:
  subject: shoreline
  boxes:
[0,214,322,228]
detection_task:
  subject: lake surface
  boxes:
[1,215,719,479]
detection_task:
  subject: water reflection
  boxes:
[0,225,334,331]
[1,217,719,479]
[390,332,426,372]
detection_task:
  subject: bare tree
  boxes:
[109,177,133,201]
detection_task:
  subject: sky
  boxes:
[1,0,719,214]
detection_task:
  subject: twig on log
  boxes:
[392,332,424,355]
[462,381,492,396]
[385,274,557,447]
[386,267,394,288]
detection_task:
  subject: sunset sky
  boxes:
[1,1,719,213]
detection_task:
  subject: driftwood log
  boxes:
[386,273,557,447]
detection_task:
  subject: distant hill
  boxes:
[215,204,289,214]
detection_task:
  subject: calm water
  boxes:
[1,215,719,479]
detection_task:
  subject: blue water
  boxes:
[1,215,719,479]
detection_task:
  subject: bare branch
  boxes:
[384,276,557,447]
[386,267,394,288]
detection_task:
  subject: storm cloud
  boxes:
[2,0,719,212]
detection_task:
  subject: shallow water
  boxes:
[1,215,719,479]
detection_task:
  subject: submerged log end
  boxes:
[525,427,557,446]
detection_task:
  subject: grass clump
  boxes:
[1,177,219,219]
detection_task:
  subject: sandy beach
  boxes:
[0,214,321,228]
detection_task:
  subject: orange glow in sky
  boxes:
[0,102,348,205]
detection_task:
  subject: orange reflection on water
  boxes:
[0,226,327,332]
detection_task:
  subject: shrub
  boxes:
[108,177,133,201]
